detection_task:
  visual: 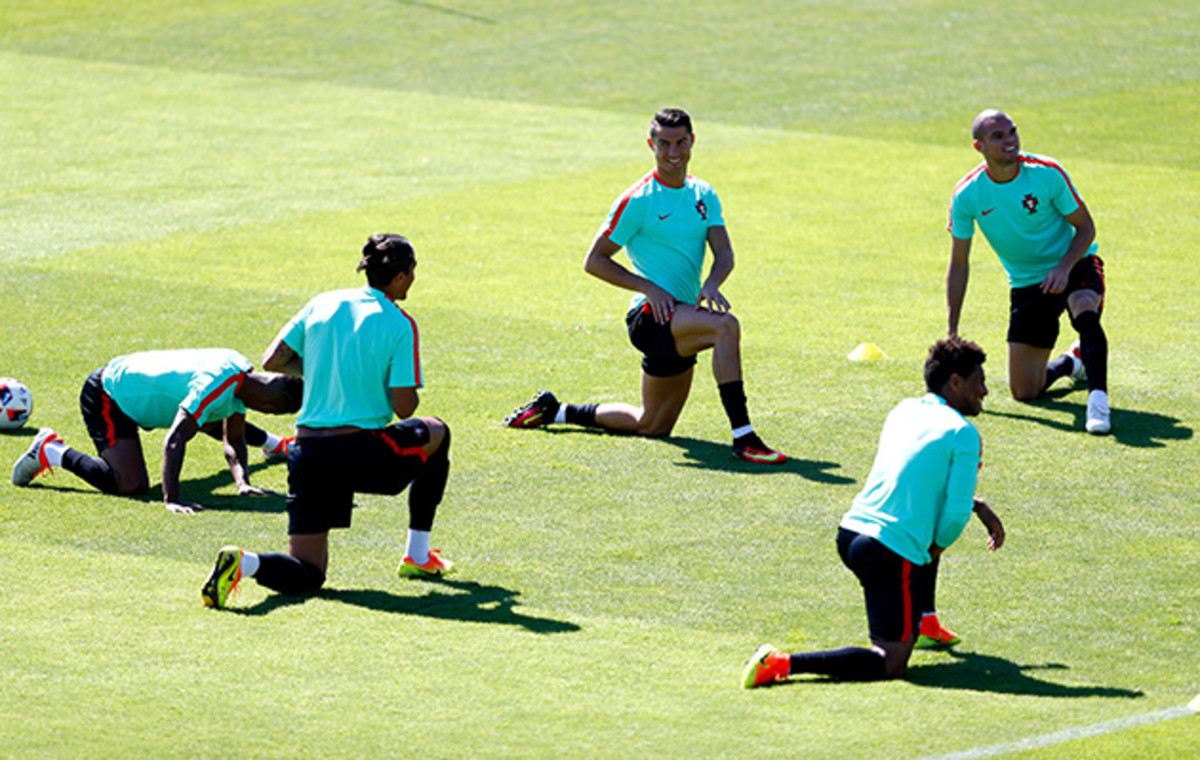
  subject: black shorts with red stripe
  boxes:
[837,527,937,644]
[625,302,697,378]
[80,368,140,453]
[1007,255,1106,348]
[285,418,431,534]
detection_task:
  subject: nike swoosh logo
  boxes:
[658,213,672,220]
[981,207,997,216]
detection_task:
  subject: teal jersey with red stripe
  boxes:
[948,153,1098,288]
[840,394,981,566]
[102,348,251,429]
[278,285,422,430]
[602,171,724,308]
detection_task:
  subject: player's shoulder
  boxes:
[952,162,988,196]
[1019,152,1073,182]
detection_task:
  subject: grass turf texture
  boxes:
[2,0,1198,757]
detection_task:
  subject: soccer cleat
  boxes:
[742,643,790,688]
[262,435,295,459]
[1068,340,1088,383]
[201,546,244,608]
[398,548,456,579]
[1085,389,1112,435]
[915,614,961,648]
[11,427,61,486]
[733,443,787,465]
[503,390,559,429]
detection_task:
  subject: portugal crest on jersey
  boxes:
[1022,193,1040,214]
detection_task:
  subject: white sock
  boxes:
[240,551,260,577]
[554,406,567,424]
[731,424,754,439]
[261,432,282,452]
[405,530,431,564]
[42,440,67,467]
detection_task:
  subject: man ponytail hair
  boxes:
[925,337,987,395]
[650,107,693,138]
[357,233,415,289]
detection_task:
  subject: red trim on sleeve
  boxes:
[398,308,422,387]
[192,372,245,421]
[1021,155,1083,205]
[602,172,655,238]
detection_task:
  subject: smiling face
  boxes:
[647,124,693,188]
[973,112,1020,171]
[945,364,988,417]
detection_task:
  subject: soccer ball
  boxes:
[0,378,33,430]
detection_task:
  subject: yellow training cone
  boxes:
[848,343,887,361]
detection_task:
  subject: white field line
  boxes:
[914,698,1199,760]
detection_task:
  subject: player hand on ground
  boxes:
[164,501,205,515]
[238,484,279,497]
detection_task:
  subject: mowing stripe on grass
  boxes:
[915,698,1200,760]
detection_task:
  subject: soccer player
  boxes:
[201,233,455,609]
[742,337,1005,686]
[10,349,301,514]
[504,108,785,464]
[946,108,1111,434]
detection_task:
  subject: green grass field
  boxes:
[2,1,1197,757]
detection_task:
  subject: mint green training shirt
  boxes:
[948,153,1098,288]
[602,171,724,310]
[840,394,982,565]
[278,285,422,430]
[101,348,251,429]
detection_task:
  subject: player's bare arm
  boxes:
[392,386,419,420]
[1041,204,1097,295]
[222,413,276,497]
[698,226,734,314]
[583,231,676,324]
[162,408,203,514]
[262,338,303,376]
[946,236,973,337]
[972,498,1005,550]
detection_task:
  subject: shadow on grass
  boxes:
[524,427,855,483]
[983,388,1192,449]
[177,460,288,513]
[227,578,580,634]
[905,649,1144,698]
[665,436,855,483]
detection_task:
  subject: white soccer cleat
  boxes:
[12,427,59,486]
[1085,390,1111,435]
[1068,340,1087,383]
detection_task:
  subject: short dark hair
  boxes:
[357,233,415,289]
[925,337,987,395]
[650,108,692,137]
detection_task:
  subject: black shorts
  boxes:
[286,419,432,534]
[79,368,140,453]
[625,302,697,378]
[837,528,936,644]
[1008,255,1106,348]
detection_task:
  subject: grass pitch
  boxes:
[2,1,1198,758]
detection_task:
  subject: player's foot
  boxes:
[1068,340,1087,383]
[398,548,456,579]
[504,390,559,429]
[915,614,960,648]
[201,546,244,609]
[11,427,60,486]
[1085,389,1111,435]
[742,643,790,688]
[733,434,787,464]
[262,435,295,459]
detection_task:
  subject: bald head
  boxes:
[971,109,1011,140]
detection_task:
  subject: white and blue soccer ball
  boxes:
[0,378,33,430]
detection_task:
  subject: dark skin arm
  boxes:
[162,409,202,514]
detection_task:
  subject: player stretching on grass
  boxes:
[947,108,1111,434]
[201,234,455,609]
[743,337,1005,686]
[11,349,300,514]
[505,108,784,464]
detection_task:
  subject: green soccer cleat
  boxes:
[398,548,456,579]
[742,643,790,689]
[733,443,787,465]
[201,546,244,609]
[915,615,961,649]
